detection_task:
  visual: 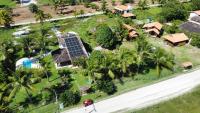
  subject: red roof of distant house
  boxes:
[145,28,160,35]
[129,31,138,38]
[164,33,189,44]
[143,22,163,30]
[122,13,135,18]
[115,5,131,11]
[123,24,135,31]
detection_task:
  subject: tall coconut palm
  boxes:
[0,83,14,113]
[118,48,134,76]
[18,35,36,57]
[51,0,59,11]
[35,10,52,25]
[134,35,152,75]
[7,69,36,103]
[151,47,174,77]
[0,40,17,74]
[0,9,13,27]
[40,58,52,82]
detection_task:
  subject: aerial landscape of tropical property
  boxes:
[1,0,200,113]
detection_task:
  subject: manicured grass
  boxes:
[130,86,200,113]
[133,7,162,21]
[37,0,53,5]
[0,0,16,8]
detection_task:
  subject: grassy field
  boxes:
[0,0,16,7]
[37,0,53,5]
[133,7,162,21]
[130,86,200,113]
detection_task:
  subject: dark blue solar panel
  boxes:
[64,35,85,59]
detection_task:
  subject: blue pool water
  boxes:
[23,59,32,68]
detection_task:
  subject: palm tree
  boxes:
[134,35,152,75]
[51,0,59,11]
[138,0,148,10]
[0,83,14,113]
[40,58,51,82]
[6,69,36,103]
[118,48,134,76]
[151,47,174,77]
[18,35,36,57]
[114,20,129,42]
[35,10,52,25]
[0,9,13,27]
[0,40,16,74]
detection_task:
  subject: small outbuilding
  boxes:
[163,33,189,46]
[114,5,135,19]
[122,13,136,19]
[143,22,163,37]
[114,5,132,14]
[123,24,139,39]
[181,62,193,69]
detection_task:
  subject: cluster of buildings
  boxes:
[112,4,190,47]
[113,5,136,19]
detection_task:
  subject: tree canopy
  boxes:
[96,24,117,49]
[160,1,187,22]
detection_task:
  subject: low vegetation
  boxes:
[132,86,200,113]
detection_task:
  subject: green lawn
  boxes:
[130,86,200,113]
[37,0,54,5]
[0,0,16,8]
[133,7,162,21]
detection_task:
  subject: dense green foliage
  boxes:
[96,24,117,49]
[0,9,13,27]
[96,80,117,95]
[191,0,200,10]
[190,33,200,48]
[160,1,187,22]
[28,3,39,14]
[60,90,81,107]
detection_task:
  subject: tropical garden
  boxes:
[0,0,200,113]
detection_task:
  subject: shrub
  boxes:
[160,1,187,22]
[190,33,200,48]
[84,2,90,8]
[96,24,117,49]
[60,90,81,107]
[96,80,117,95]
[28,3,39,13]
[42,89,53,102]
[72,56,87,68]
[90,3,99,10]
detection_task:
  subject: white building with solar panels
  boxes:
[52,32,88,68]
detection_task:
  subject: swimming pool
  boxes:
[22,59,32,68]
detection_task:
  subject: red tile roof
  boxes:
[164,33,189,43]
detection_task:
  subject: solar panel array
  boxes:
[64,34,85,59]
